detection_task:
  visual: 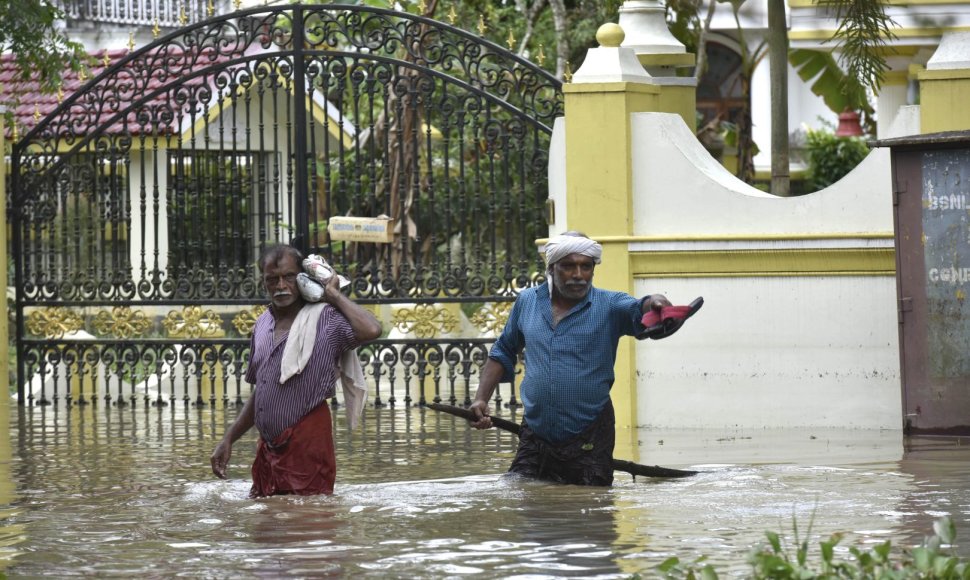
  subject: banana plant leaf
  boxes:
[789,48,873,116]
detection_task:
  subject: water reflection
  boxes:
[3,404,970,578]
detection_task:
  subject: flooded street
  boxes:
[2,404,970,578]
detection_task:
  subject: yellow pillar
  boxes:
[637,54,697,133]
[0,104,16,567]
[918,69,970,133]
[919,32,970,133]
[561,23,677,434]
[1,107,8,399]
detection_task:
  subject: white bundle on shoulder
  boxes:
[303,254,351,288]
[296,273,326,303]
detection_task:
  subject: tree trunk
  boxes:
[548,0,568,79]
[736,73,755,184]
[515,0,549,59]
[767,0,790,196]
[383,0,439,276]
[694,0,717,80]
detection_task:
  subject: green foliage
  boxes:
[720,120,760,157]
[345,0,625,78]
[804,127,870,191]
[652,516,970,580]
[665,0,701,55]
[656,554,719,579]
[0,0,89,94]
[820,0,898,92]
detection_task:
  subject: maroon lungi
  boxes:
[250,403,336,498]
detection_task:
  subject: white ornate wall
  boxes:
[628,112,901,429]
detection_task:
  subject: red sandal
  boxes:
[637,296,704,340]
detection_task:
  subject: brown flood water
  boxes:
[2,403,970,578]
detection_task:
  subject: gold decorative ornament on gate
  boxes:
[232,306,267,336]
[93,307,152,339]
[469,302,512,335]
[163,306,225,339]
[392,305,459,338]
[26,307,85,339]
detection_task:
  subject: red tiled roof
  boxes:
[2,45,237,144]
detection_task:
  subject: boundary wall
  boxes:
[549,112,901,430]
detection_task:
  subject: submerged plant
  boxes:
[650,516,967,579]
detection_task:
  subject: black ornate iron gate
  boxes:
[10,4,561,408]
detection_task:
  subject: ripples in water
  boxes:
[2,405,970,578]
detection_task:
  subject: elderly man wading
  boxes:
[469,232,672,486]
[210,244,382,497]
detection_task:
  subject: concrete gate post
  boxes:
[1,105,8,404]
[1,103,11,502]
[919,32,970,133]
[561,19,695,431]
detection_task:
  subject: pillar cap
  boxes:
[573,23,653,85]
[618,0,688,56]
[927,31,970,70]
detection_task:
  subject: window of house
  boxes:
[696,42,747,129]
[166,150,274,278]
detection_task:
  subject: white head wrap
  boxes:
[543,234,603,269]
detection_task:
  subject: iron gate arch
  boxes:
[10,3,562,408]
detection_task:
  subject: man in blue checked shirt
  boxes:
[469,231,671,486]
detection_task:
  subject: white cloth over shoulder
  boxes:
[542,234,603,268]
[278,303,368,430]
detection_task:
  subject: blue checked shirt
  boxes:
[489,283,647,443]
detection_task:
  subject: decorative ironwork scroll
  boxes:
[10,3,560,407]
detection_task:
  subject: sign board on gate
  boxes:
[328,216,394,243]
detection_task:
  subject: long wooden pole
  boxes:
[427,403,698,479]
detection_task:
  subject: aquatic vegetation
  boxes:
[651,516,967,579]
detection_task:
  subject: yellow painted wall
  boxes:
[0,109,15,578]
[563,82,660,237]
[919,69,970,133]
[1,110,7,399]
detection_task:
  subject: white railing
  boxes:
[62,0,222,28]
